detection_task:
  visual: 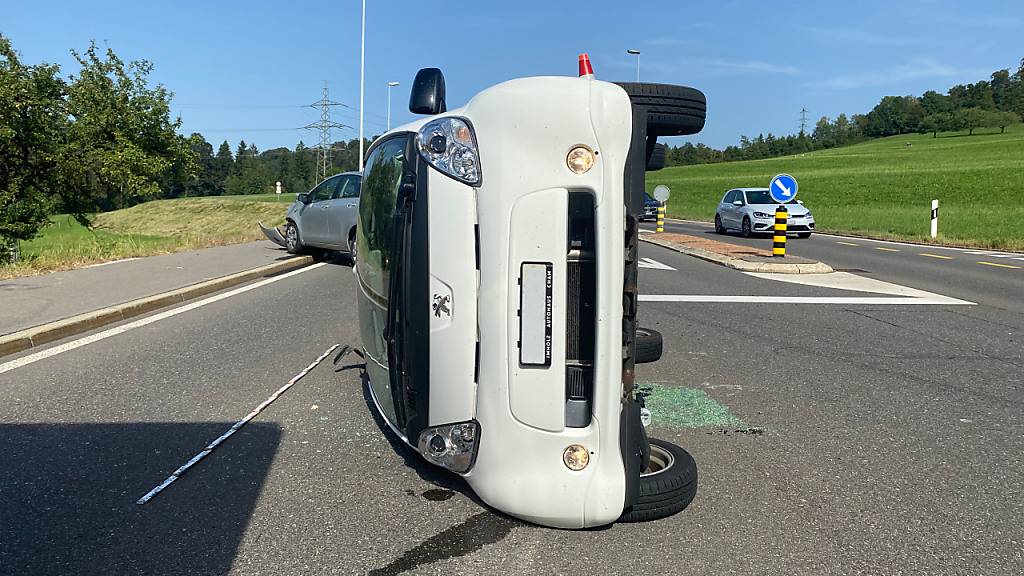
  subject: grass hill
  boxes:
[647,125,1024,250]
[3,197,288,279]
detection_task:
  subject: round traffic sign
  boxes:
[653,185,671,203]
[768,174,797,203]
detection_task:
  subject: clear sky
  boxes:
[5,0,1022,151]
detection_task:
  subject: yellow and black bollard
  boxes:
[656,202,666,233]
[773,206,788,257]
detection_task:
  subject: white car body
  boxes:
[354,67,705,528]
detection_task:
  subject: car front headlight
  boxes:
[416,117,481,186]
[753,211,772,219]
[417,420,480,473]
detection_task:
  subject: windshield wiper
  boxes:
[384,181,416,428]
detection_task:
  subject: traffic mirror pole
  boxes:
[656,202,666,233]
[773,206,787,257]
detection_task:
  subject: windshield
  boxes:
[744,190,800,205]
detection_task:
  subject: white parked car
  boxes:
[714,187,814,238]
[353,60,705,528]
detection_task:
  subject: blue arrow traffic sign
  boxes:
[769,174,798,203]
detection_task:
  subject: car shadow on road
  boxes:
[0,421,280,576]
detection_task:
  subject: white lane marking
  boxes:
[639,295,973,305]
[84,258,141,268]
[638,257,677,271]
[742,271,973,304]
[136,344,340,504]
[0,263,326,375]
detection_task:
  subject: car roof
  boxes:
[730,188,769,192]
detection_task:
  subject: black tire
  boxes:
[620,438,697,523]
[646,142,666,171]
[634,327,663,364]
[714,214,725,234]
[285,221,303,254]
[797,232,812,239]
[615,83,707,137]
[741,217,752,238]
[347,229,358,264]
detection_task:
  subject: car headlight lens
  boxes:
[416,117,481,186]
[753,211,771,219]
[417,420,480,473]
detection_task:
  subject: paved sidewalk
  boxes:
[0,241,296,336]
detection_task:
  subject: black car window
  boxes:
[311,176,339,202]
[341,175,361,199]
[356,137,408,300]
[745,190,774,204]
[724,190,737,204]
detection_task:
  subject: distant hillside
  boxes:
[646,125,1024,250]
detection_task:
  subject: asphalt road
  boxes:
[1,244,1021,575]
[642,219,1024,312]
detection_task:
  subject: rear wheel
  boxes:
[616,83,707,136]
[348,229,358,264]
[634,327,663,364]
[714,214,725,234]
[741,217,752,238]
[619,438,698,522]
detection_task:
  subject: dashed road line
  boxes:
[977,261,1021,269]
[919,253,953,260]
[875,247,900,252]
[136,344,340,505]
[836,241,859,247]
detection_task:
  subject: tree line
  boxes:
[0,35,369,262]
[664,58,1024,166]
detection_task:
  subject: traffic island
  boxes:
[641,232,833,274]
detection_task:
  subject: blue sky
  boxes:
[5,0,1022,151]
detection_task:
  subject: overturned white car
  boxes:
[354,56,706,528]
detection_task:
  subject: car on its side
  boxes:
[714,187,814,238]
[283,172,362,257]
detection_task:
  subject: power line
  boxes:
[302,82,351,182]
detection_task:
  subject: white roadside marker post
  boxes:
[930,199,939,238]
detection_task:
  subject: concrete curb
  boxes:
[641,235,833,274]
[0,255,314,358]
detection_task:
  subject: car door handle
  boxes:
[346,203,357,208]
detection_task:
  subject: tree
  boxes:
[0,35,67,262]
[210,140,233,194]
[59,42,196,218]
[992,110,1020,133]
[919,114,941,138]
[919,90,951,116]
[958,107,992,136]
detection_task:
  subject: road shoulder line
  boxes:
[0,255,314,358]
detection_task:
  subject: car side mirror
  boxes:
[297,193,310,204]
[409,68,446,115]
[645,143,666,171]
[732,200,743,207]
[797,200,804,205]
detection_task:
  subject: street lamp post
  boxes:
[358,0,366,172]
[627,49,641,82]
[387,81,400,131]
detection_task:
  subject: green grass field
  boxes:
[2,197,288,279]
[647,125,1024,250]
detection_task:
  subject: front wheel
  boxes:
[619,438,698,523]
[285,222,303,254]
[347,230,358,264]
[634,327,663,364]
[741,217,752,238]
[714,214,725,234]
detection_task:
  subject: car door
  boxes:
[303,176,340,245]
[326,174,361,251]
[721,190,738,228]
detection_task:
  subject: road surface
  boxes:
[1,242,1021,575]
